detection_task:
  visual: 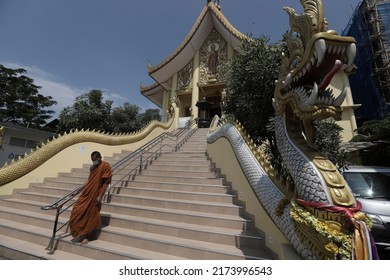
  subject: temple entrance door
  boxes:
[197,83,224,127]
[209,106,221,119]
[196,98,213,128]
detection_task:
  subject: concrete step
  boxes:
[96,226,267,260]
[0,127,272,260]
[146,163,212,172]
[0,205,67,231]
[140,169,218,178]
[0,220,187,260]
[133,174,224,185]
[0,198,49,214]
[109,194,241,215]
[43,176,87,184]
[0,216,266,260]
[0,196,248,230]
[116,186,234,203]
[0,204,259,249]
[170,153,207,158]
[101,202,249,229]
[120,180,230,194]
[98,212,260,247]
[29,184,233,203]
[0,235,91,260]
[30,185,84,197]
[15,191,241,215]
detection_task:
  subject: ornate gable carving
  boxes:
[177,60,193,91]
[199,29,228,84]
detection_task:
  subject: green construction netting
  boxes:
[342,1,389,121]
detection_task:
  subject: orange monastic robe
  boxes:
[69,161,112,237]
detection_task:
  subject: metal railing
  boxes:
[40,121,197,254]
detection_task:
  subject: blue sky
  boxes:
[0,0,361,119]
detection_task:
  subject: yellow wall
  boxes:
[330,72,360,142]
[0,122,175,196]
[207,137,301,259]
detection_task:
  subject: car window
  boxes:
[344,171,390,199]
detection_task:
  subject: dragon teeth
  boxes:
[333,87,347,107]
[290,41,356,87]
[304,83,318,105]
[314,39,326,67]
[347,43,356,67]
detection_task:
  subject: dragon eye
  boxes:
[291,58,299,70]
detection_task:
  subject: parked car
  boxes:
[340,165,390,249]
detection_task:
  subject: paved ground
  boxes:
[340,141,376,152]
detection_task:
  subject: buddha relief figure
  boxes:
[208,43,218,82]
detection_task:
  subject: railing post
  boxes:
[139,149,143,174]
[159,136,163,156]
[46,206,61,254]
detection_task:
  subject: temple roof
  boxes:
[141,1,249,107]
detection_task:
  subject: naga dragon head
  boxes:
[273,0,356,147]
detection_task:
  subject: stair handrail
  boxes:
[40,120,196,211]
[104,120,197,202]
[40,120,197,254]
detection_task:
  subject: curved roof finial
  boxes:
[208,0,220,10]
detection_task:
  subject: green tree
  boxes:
[224,36,281,143]
[0,64,57,128]
[110,103,141,133]
[58,91,161,134]
[58,89,113,132]
[351,114,390,141]
[139,108,161,125]
[314,120,347,168]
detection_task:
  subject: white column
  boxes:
[161,90,169,123]
[171,72,178,102]
[191,50,200,120]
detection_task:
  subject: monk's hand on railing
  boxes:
[96,196,102,206]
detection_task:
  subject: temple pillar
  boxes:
[191,50,200,120]
[331,72,360,142]
[161,89,170,123]
[171,72,178,102]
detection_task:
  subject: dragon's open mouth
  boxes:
[280,38,356,110]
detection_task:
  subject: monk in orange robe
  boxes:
[69,151,112,244]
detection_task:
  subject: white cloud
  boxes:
[35,78,81,117]
[2,62,83,119]
[100,91,128,108]
[1,62,156,120]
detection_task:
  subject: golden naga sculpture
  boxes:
[0,110,174,187]
[272,0,375,259]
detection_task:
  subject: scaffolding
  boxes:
[364,0,390,101]
[343,0,389,121]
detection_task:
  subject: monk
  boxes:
[69,151,112,245]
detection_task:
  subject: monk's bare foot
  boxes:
[81,238,89,245]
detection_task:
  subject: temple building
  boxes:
[140,0,249,128]
[140,0,359,141]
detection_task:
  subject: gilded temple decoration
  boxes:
[177,61,193,91]
[199,29,228,84]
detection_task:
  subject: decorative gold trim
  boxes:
[0,118,174,187]
[148,2,249,75]
[290,199,352,260]
[140,81,161,94]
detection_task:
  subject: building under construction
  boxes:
[343,0,390,123]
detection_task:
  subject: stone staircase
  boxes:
[0,128,273,260]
